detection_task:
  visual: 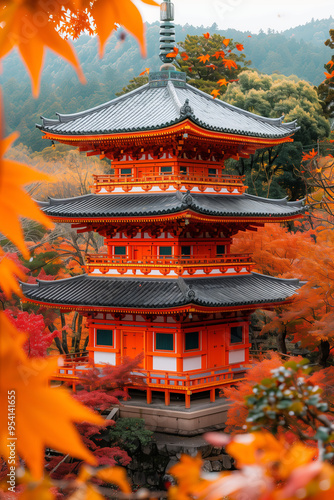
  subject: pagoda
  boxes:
[22,0,305,409]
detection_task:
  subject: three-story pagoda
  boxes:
[22,1,305,408]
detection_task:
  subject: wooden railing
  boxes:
[53,362,246,392]
[85,253,254,269]
[92,173,246,193]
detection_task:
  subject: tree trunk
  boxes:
[319,340,330,367]
[49,324,65,355]
[74,315,83,352]
[83,335,89,353]
[60,313,69,354]
[277,327,287,354]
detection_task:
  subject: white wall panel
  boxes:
[153,356,177,371]
[183,356,201,372]
[94,351,116,365]
[229,349,245,364]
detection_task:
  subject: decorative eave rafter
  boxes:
[41,119,294,155]
[22,297,296,315]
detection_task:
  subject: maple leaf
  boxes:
[197,54,210,63]
[223,59,238,70]
[139,68,150,76]
[0,313,104,479]
[0,250,25,299]
[235,43,244,51]
[326,60,334,68]
[222,38,230,47]
[0,0,85,97]
[95,466,131,492]
[206,64,217,70]
[203,32,210,39]
[181,51,189,61]
[324,70,334,79]
[213,50,225,59]
[0,132,54,259]
[302,149,318,161]
[91,0,158,58]
[217,78,228,86]
[248,35,252,37]
[166,47,179,58]
[211,89,221,99]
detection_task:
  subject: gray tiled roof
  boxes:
[38,76,298,139]
[38,192,305,219]
[21,273,302,309]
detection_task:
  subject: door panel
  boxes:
[123,331,144,367]
[207,330,225,368]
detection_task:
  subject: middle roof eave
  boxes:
[21,273,302,310]
[40,192,305,220]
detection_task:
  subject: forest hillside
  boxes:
[1,17,332,151]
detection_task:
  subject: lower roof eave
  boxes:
[47,212,304,225]
[22,297,296,315]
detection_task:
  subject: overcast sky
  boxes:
[137,0,333,33]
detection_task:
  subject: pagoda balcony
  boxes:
[85,253,254,277]
[92,173,246,195]
[53,360,246,408]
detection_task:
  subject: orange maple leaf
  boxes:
[0,313,104,479]
[206,64,217,70]
[166,47,179,58]
[217,78,228,86]
[236,43,244,51]
[0,250,25,299]
[248,35,252,37]
[91,0,158,59]
[0,132,54,259]
[181,51,189,61]
[326,60,334,68]
[0,0,86,97]
[213,50,225,59]
[139,68,150,76]
[324,70,334,79]
[302,149,318,162]
[197,54,210,63]
[203,32,210,39]
[223,59,238,70]
[222,38,230,47]
[211,89,221,99]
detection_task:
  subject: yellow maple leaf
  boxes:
[0,313,104,479]
[91,0,158,58]
[0,131,54,259]
[0,0,85,97]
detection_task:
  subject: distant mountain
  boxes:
[1,17,332,151]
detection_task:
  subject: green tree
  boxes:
[174,33,251,95]
[224,70,330,199]
[117,33,251,97]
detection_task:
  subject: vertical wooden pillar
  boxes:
[146,388,152,404]
[210,388,215,403]
[185,392,191,409]
[165,390,170,406]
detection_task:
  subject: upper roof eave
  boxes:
[37,79,299,141]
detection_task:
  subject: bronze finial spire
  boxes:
[159,0,175,65]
